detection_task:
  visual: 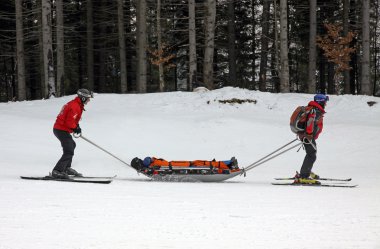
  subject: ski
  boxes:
[67,175,116,179]
[271,182,357,188]
[47,172,116,179]
[274,177,352,182]
[20,176,112,184]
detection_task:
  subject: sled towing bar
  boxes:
[74,133,136,171]
[242,138,302,174]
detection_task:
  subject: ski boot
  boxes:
[51,170,70,179]
[66,167,83,177]
[294,177,321,185]
[293,172,320,185]
[310,172,320,180]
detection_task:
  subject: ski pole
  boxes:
[74,133,134,170]
[244,141,302,172]
[244,138,300,172]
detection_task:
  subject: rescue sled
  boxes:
[130,157,243,182]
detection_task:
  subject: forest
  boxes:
[0,0,379,102]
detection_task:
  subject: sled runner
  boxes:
[130,156,243,182]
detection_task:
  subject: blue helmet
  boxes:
[143,157,152,167]
[314,94,329,103]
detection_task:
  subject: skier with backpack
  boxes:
[290,94,329,185]
[51,89,93,179]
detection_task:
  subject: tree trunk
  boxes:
[188,0,197,91]
[56,0,64,97]
[270,44,280,92]
[319,50,326,93]
[374,1,379,95]
[349,0,358,94]
[203,0,216,90]
[157,0,165,92]
[259,0,270,91]
[307,0,316,93]
[251,0,256,89]
[343,0,351,94]
[36,0,44,99]
[327,62,334,94]
[118,0,128,93]
[361,0,371,95]
[15,0,26,100]
[86,0,94,91]
[98,0,107,93]
[228,0,237,86]
[279,0,289,92]
[274,0,280,91]
[136,0,147,93]
[41,0,55,97]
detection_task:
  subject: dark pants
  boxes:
[53,129,76,172]
[300,140,317,178]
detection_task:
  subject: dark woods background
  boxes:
[0,0,379,102]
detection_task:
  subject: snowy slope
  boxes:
[0,87,379,249]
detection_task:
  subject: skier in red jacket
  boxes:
[51,89,93,179]
[294,94,328,185]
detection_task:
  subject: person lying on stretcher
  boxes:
[142,157,239,170]
[130,156,239,175]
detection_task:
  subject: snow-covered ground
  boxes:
[0,87,379,249]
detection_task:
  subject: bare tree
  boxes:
[279,0,289,92]
[251,0,257,89]
[97,0,107,93]
[259,0,270,91]
[41,0,55,97]
[136,0,147,93]
[188,0,197,91]
[228,0,237,86]
[15,0,26,100]
[157,0,165,92]
[361,0,371,95]
[343,0,350,94]
[86,0,94,91]
[203,0,216,89]
[118,0,128,93]
[56,0,64,97]
[307,0,317,93]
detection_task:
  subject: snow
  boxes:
[0,87,379,249]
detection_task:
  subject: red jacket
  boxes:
[53,97,84,133]
[305,101,325,140]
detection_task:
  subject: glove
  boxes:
[73,125,82,134]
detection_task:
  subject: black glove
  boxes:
[73,125,82,134]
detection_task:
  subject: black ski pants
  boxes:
[300,140,317,178]
[53,129,76,172]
